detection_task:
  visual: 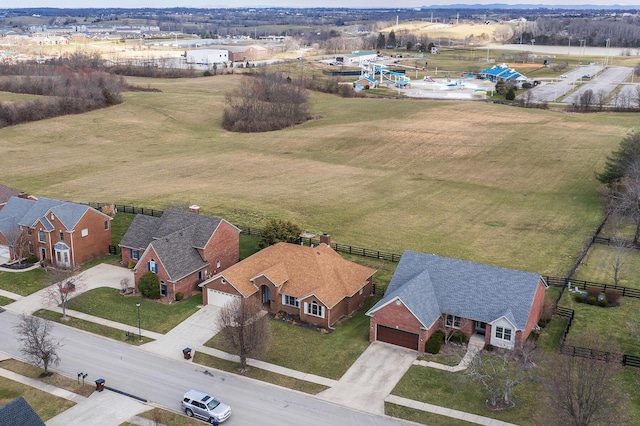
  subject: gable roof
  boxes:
[367,250,542,331]
[480,63,527,82]
[0,196,108,237]
[123,210,240,282]
[207,242,376,308]
[0,397,46,426]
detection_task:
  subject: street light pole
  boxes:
[136,302,142,342]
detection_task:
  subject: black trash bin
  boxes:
[95,378,105,392]
[182,348,192,360]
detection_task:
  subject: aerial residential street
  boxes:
[0,309,411,426]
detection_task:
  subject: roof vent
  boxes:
[189,205,200,214]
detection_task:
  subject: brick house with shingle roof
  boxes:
[120,207,240,301]
[366,250,547,353]
[200,241,376,328]
[0,196,112,266]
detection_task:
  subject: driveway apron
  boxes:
[318,342,416,414]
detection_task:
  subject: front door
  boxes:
[474,321,487,335]
[40,248,47,262]
[261,285,270,305]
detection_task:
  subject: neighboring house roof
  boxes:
[208,242,376,309]
[367,250,542,331]
[0,196,109,236]
[122,210,240,282]
[0,396,46,426]
[0,184,21,205]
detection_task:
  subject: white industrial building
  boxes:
[186,49,229,65]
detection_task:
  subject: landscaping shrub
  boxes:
[26,255,38,264]
[485,344,494,351]
[450,330,468,344]
[599,298,608,308]
[587,296,597,305]
[574,293,584,303]
[127,260,136,269]
[426,330,444,354]
[138,272,160,299]
[605,288,621,304]
[586,286,601,299]
[175,292,184,301]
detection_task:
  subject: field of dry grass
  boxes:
[0,74,636,275]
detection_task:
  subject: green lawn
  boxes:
[0,377,75,421]
[192,352,328,395]
[0,268,49,296]
[0,295,15,306]
[386,403,478,426]
[560,290,640,356]
[391,364,543,426]
[66,288,201,334]
[34,309,154,345]
[205,297,377,380]
[572,244,640,289]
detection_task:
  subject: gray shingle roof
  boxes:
[0,196,103,236]
[122,210,236,282]
[367,250,542,330]
[0,397,46,426]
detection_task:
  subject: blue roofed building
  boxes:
[480,63,528,87]
[366,250,547,353]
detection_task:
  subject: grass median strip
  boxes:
[135,408,204,426]
[0,295,15,306]
[34,309,154,345]
[193,352,328,395]
[385,402,477,426]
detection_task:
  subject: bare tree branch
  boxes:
[13,314,62,376]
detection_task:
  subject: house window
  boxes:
[59,231,64,241]
[358,288,363,295]
[104,220,109,230]
[28,243,33,254]
[495,326,512,341]
[282,294,299,307]
[216,260,221,268]
[81,228,89,237]
[27,228,32,236]
[161,282,167,296]
[306,301,324,318]
[38,230,45,243]
[445,315,462,328]
[148,259,158,274]
[130,249,140,260]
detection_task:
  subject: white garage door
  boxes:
[0,245,9,260]
[207,289,240,308]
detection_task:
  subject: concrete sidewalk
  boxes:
[414,334,485,372]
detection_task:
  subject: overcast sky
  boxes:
[1,1,638,9]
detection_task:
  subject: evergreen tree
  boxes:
[597,133,640,184]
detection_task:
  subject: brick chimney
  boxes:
[189,205,200,214]
[320,233,331,246]
[18,192,29,199]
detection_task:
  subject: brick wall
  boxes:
[369,300,433,354]
[201,221,240,274]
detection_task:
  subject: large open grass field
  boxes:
[0,73,636,275]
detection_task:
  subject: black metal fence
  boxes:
[543,276,640,299]
[89,203,404,264]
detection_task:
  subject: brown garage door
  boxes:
[377,325,419,350]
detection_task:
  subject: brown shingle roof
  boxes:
[219,242,376,308]
[0,184,21,205]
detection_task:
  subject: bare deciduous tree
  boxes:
[464,342,536,410]
[600,233,629,287]
[541,335,628,426]
[42,269,84,320]
[4,227,28,262]
[604,161,640,243]
[216,298,272,372]
[13,314,62,376]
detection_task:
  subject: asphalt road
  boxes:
[0,311,411,426]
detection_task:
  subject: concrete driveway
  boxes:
[142,304,222,360]
[318,342,416,414]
